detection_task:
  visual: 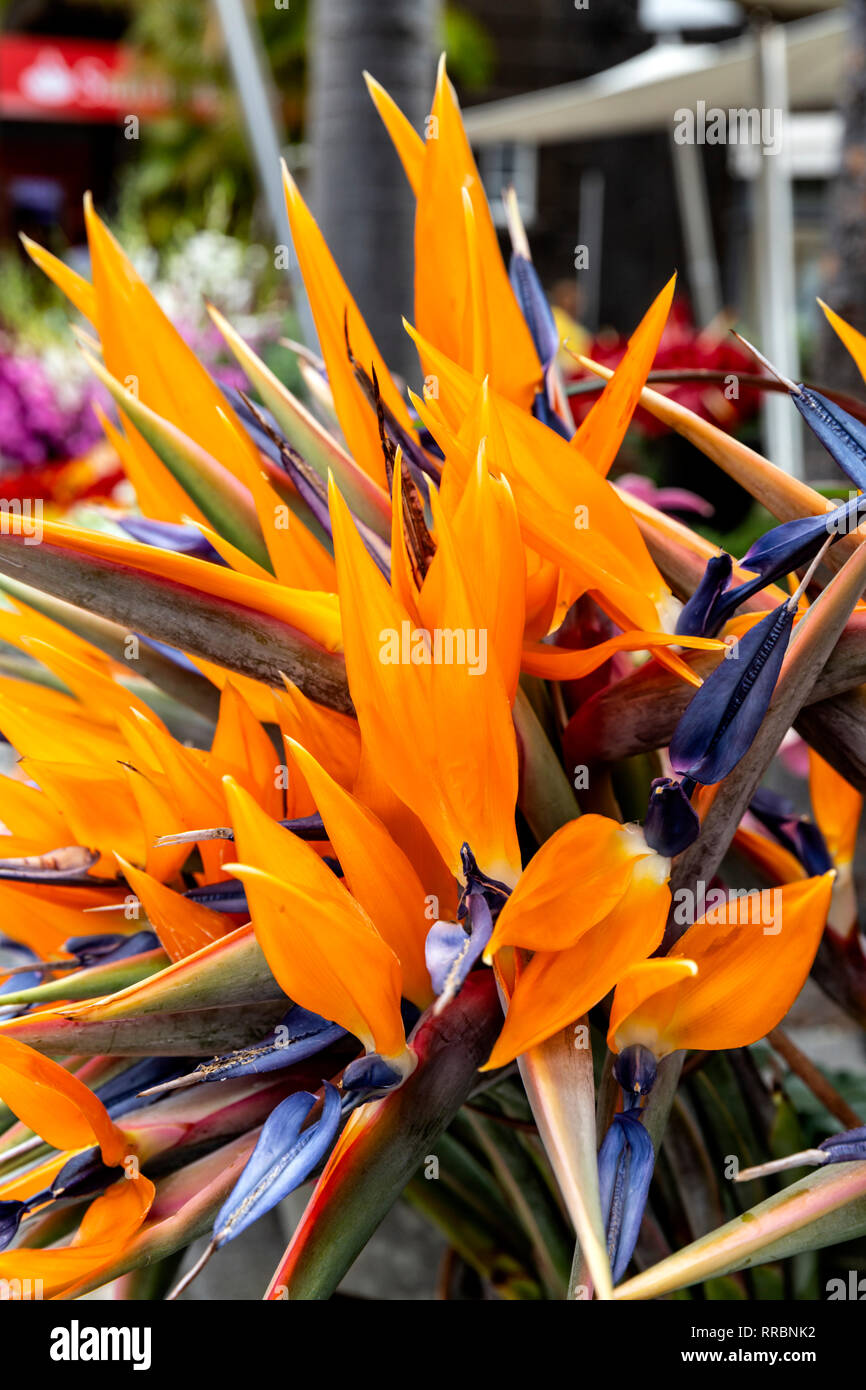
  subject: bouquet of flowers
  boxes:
[0,60,865,1304]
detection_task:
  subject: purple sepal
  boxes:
[737,497,857,587]
[509,253,560,370]
[598,1110,656,1283]
[61,931,159,967]
[613,1045,658,1104]
[341,1053,403,1093]
[749,788,833,876]
[644,776,700,856]
[116,516,226,565]
[184,879,249,913]
[426,891,493,1000]
[670,602,795,785]
[188,1007,346,1085]
[676,553,733,638]
[792,387,866,492]
[0,1201,26,1251]
[96,1057,196,1115]
[213,1082,342,1247]
[50,1147,116,1201]
[818,1125,866,1163]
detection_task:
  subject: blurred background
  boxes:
[0,0,864,517]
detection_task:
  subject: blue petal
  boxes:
[613,1045,659,1104]
[533,390,573,438]
[136,633,202,674]
[509,253,560,370]
[676,554,733,638]
[61,931,159,967]
[669,601,795,785]
[213,1082,342,1247]
[644,776,700,856]
[748,789,833,876]
[188,1007,347,1085]
[341,1053,404,1092]
[818,1125,866,1163]
[426,891,493,1000]
[184,879,249,913]
[0,939,43,1016]
[50,1147,116,1201]
[791,387,866,491]
[737,499,856,585]
[0,1201,25,1252]
[116,516,226,564]
[95,1058,197,1115]
[598,1112,656,1283]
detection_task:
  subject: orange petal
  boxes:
[521,630,722,682]
[0,774,70,845]
[809,748,862,867]
[330,476,520,884]
[20,233,96,323]
[282,165,416,487]
[211,680,284,819]
[364,72,426,195]
[407,328,673,633]
[571,277,675,475]
[224,778,406,1060]
[818,299,866,386]
[483,868,671,1069]
[20,759,147,870]
[116,858,230,963]
[413,57,541,407]
[486,818,658,956]
[609,874,835,1057]
[436,448,525,700]
[0,1035,125,1164]
[287,740,432,1008]
[83,195,262,483]
[0,1173,154,1299]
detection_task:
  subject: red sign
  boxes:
[0,34,218,122]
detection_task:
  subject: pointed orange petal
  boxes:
[331,477,520,883]
[572,277,675,475]
[413,57,541,407]
[211,680,283,819]
[0,1034,125,1164]
[83,195,262,480]
[610,874,834,1057]
[224,778,406,1060]
[282,165,416,486]
[364,72,426,195]
[521,629,722,683]
[20,759,146,870]
[288,739,432,1008]
[486,817,656,956]
[20,233,96,323]
[809,748,862,866]
[0,1174,154,1299]
[116,858,230,963]
[818,299,866,386]
[483,869,671,1069]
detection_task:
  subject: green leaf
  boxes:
[208,305,391,541]
[264,972,504,1300]
[82,351,272,570]
[0,528,352,714]
[614,1159,866,1299]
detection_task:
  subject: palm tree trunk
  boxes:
[308,0,440,381]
